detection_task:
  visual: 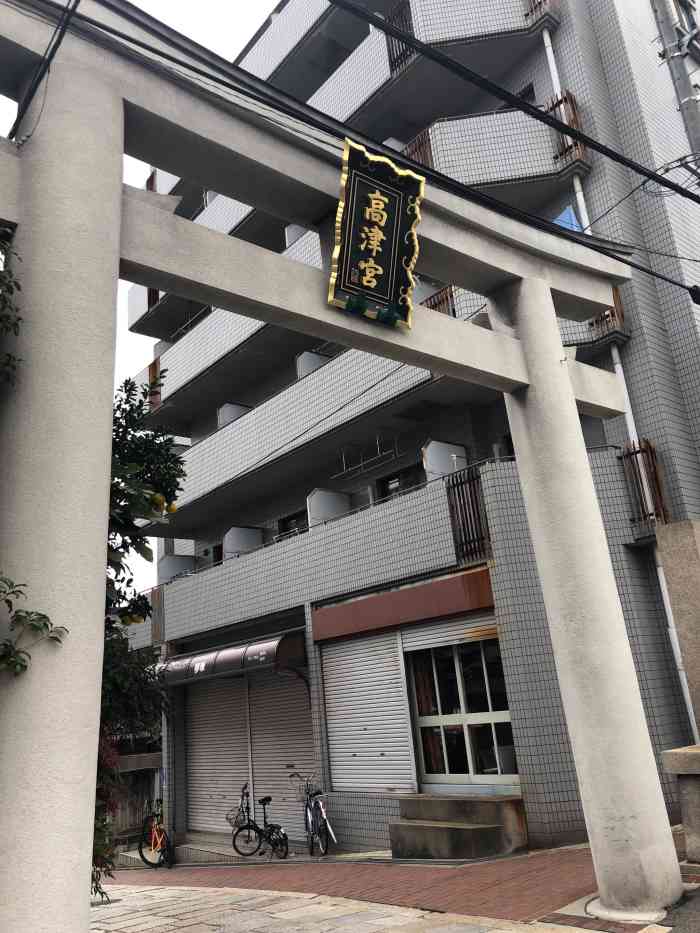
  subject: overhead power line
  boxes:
[24,0,700,303]
[8,0,80,140]
[328,0,700,209]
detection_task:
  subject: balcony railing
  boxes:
[588,287,625,340]
[620,440,668,538]
[445,465,491,565]
[423,285,457,317]
[387,0,416,74]
[545,91,587,164]
[403,126,434,169]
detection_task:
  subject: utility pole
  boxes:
[650,0,700,153]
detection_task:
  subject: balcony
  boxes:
[238,1,398,101]
[403,95,590,211]
[131,445,642,650]
[162,478,460,643]
[561,287,629,362]
[170,350,432,526]
[309,0,561,142]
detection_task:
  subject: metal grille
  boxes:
[386,0,415,74]
[445,466,491,565]
[545,90,587,163]
[524,0,556,18]
[423,285,456,317]
[587,286,625,339]
[403,127,434,169]
[620,439,668,534]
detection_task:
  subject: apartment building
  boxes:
[127,0,700,855]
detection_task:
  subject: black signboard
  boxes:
[328,139,425,330]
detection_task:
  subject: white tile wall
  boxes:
[308,28,391,122]
[179,352,430,506]
[239,0,330,80]
[164,479,455,639]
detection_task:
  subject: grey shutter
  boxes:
[400,612,497,652]
[248,671,316,840]
[322,632,416,793]
[185,678,249,833]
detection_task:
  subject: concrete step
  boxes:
[390,819,503,860]
[398,794,519,824]
[396,794,527,855]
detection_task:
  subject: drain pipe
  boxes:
[543,26,698,739]
[543,28,591,231]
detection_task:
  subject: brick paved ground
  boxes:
[110,846,598,923]
[91,884,615,933]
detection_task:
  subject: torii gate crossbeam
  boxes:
[0,2,683,929]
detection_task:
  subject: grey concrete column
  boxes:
[489,279,682,923]
[0,65,123,932]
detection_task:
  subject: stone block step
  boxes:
[397,794,527,855]
[389,819,504,860]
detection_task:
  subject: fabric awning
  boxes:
[159,631,306,686]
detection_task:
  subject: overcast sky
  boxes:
[0,1,280,591]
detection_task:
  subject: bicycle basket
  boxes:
[225,807,246,829]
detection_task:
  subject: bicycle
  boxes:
[230,793,288,859]
[138,798,174,869]
[225,782,251,832]
[290,771,337,856]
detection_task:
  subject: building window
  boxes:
[408,639,518,784]
[553,205,583,232]
[164,538,174,556]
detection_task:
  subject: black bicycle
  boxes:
[230,788,288,859]
[290,771,337,856]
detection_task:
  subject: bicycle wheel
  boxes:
[233,823,262,856]
[270,828,288,860]
[138,816,169,868]
[317,818,330,856]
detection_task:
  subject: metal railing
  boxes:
[524,0,557,19]
[403,126,434,169]
[545,90,587,163]
[620,439,668,536]
[587,286,625,340]
[423,285,456,317]
[386,0,415,74]
[445,465,492,565]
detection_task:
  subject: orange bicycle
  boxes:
[138,798,174,869]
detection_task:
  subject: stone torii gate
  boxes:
[0,1,684,930]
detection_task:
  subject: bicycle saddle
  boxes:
[258,795,272,805]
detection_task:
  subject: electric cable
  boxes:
[328,0,700,208]
[8,0,80,140]
[18,0,700,302]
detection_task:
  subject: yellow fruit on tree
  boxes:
[166,501,177,513]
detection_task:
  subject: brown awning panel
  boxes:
[160,631,306,686]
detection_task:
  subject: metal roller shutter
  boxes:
[322,632,416,793]
[401,613,497,652]
[185,678,249,833]
[248,671,316,840]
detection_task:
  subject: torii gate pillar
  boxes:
[0,65,123,933]
[490,278,683,922]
